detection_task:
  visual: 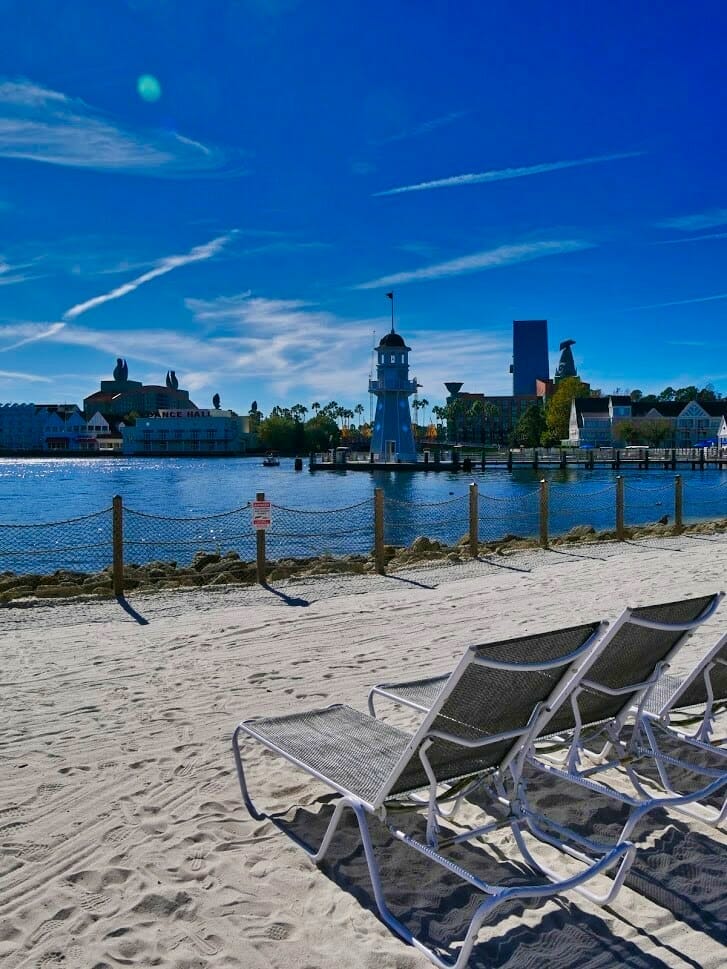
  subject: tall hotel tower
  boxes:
[511,319,550,396]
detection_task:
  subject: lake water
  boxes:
[1,457,726,573]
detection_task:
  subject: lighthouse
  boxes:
[369,321,418,462]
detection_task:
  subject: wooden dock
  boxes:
[310,446,727,472]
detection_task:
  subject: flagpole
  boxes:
[386,290,395,332]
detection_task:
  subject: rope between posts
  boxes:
[385,495,467,508]
[479,491,540,503]
[0,507,112,528]
[270,498,372,513]
[124,503,251,522]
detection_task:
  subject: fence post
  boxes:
[674,475,683,534]
[469,482,479,557]
[539,478,549,548]
[255,490,266,584]
[374,487,385,574]
[615,475,625,541]
[112,494,124,596]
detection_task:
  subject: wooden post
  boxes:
[255,491,266,584]
[539,478,549,548]
[560,449,566,469]
[616,475,625,541]
[374,487,385,574]
[615,449,621,469]
[507,449,513,471]
[532,448,538,470]
[674,475,683,534]
[469,482,479,557]
[112,494,124,596]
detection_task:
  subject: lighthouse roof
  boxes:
[378,330,407,348]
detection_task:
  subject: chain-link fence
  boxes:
[682,477,727,523]
[623,479,675,530]
[2,476,727,588]
[267,499,374,559]
[123,503,254,567]
[385,494,469,547]
[0,507,112,575]
[549,482,617,537]
[479,489,540,542]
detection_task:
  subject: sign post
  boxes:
[252,493,271,584]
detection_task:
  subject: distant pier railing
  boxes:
[310,445,727,471]
[1,474,726,598]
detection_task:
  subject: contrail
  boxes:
[373,150,644,197]
[64,233,234,320]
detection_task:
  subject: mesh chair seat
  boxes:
[643,672,684,715]
[376,674,448,710]
[244,704,412,804]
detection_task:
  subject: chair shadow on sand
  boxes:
[277,798,675,969]
[518,765,727,944]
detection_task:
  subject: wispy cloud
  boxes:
[655,208,727,231]
[354,239,594,290]
[0,323,66,353]
[0,368,51,383]
[373,150,644,197]
[63,233,235,320]
[654,231,727,245]
[632,292,727,310]
[0,256,37,286]
[0,78,238,177]
[374,110,468,145]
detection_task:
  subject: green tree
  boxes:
[512,404,545,447]
[304,413,340,451]
[638,418,673,446]
[354,403,365,427]
[543,377,592,444]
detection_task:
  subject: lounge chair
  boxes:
[368,595,727,835]
[643,630,727,743]
[233,621,638,969]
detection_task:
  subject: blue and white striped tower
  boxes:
[369,297,418,461]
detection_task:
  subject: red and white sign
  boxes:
[252,499,272,530]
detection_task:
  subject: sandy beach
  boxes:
[1,532,726,969]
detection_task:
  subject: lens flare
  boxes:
[136,74,162,103]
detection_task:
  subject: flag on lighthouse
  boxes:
[385,291,393,299]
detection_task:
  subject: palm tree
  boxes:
[354,403,364,427]
[411,399,422,425]
[483,402,498,445]
[469,399,485,443]
[311,401,320,416]
[419,397,429,427]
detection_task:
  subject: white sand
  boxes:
[1,534,726,969]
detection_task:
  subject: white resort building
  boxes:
[0,404,123,453]
[570,396,727,448]
[121,409,253,456]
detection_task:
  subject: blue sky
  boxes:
[1,0,726,415]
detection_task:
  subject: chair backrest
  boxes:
[376,621,605,804]
[659,632,727,713]
[541,593,724,738]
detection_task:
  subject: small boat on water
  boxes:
[262,452,280,467]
